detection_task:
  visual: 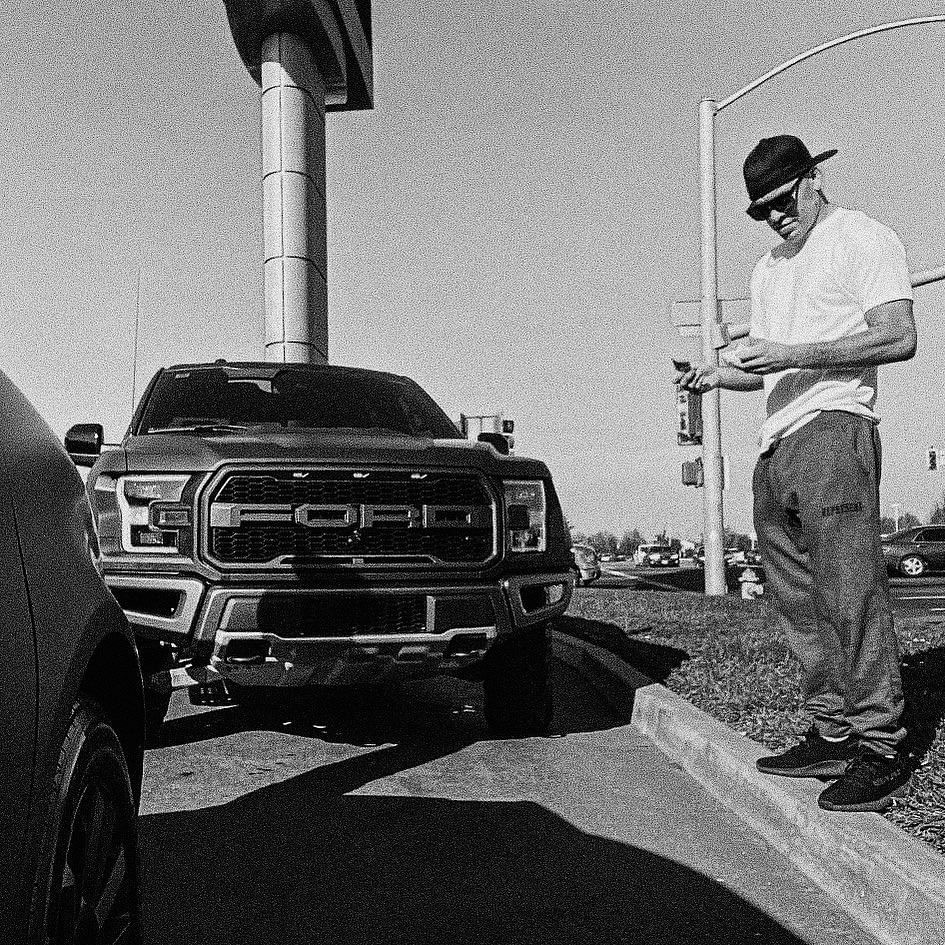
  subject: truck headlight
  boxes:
[503,480,546,553]
[116,474,191,554]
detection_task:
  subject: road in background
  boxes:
[138,646,875,945]
[585,560,945,614]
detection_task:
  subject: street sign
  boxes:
[682,455,729,489]
[670,299,751,348]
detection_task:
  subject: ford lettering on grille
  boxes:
[205,470,496,568]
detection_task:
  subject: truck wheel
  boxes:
[29,696,142,945]
[229,683,305,716]
[144,690,172,747]
[482,623,552,737]
[138,641,174,746]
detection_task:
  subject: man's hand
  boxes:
[724,337,797,375]
[674,363,720,393]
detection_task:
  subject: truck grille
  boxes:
[204,469,496,568]
[226,594,428,638]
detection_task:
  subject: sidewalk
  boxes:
[554,631,945,945]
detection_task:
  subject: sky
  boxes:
[2,1,945,540]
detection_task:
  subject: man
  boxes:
[676,134,917,813]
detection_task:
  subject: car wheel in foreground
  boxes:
[898,554,928,578]
[30,696,141,945]
[482,623,552,737]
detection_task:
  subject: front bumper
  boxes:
[107,570,572,688]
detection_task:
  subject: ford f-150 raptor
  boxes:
[66,361,573,738]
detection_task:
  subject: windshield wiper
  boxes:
[147,424,249,435]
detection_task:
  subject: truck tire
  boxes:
[144,689,172,747]
[228,683,308,716]
[138,640,174,746]
[482,623,552,737]
[28,696,142,944]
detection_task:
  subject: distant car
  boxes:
[882,526,945,577]
[633,543,662,565]
[641,545,680,568]
[0,369,144,942]
[571,544,601,585]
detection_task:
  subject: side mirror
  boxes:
[477,432,510,455]
[65,423,104,467]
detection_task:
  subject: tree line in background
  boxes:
[568,525,754,556]
[571,492,945,557]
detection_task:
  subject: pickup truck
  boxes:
[66,361,573,738]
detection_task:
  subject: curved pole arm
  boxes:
[717,16,945,113]
[911,265,945,288]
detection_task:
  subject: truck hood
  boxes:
[100,432,551,478]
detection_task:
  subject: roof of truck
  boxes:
[163,361,410,382]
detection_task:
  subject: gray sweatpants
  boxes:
[752,410,905,754]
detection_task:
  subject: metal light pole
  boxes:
[698,14,945,594]
[699,99,726,594]
[891,502,902,532]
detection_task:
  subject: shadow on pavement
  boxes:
[139,764,809,945]
[900,644,945,765]
[154,656,623,752]
[555,615,688,685]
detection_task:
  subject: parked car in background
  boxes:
[0,369,144,942]
[633,543,661,565]
[571,544,601,586]
[639,545,680,568]
[882,526,945,577]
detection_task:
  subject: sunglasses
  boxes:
[746,175,804,221]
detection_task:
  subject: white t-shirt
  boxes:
[747,207,913,452]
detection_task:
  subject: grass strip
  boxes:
[561,587,945,855]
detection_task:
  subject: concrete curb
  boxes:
[553,632,945,945]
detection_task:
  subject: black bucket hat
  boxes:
[744,135,837,214]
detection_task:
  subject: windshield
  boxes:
[137,366,463,439]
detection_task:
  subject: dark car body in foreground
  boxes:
[882,526,945,577]
[68,362,572,738]
[0,370,144,942]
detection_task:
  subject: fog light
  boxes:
[153,505,191,527]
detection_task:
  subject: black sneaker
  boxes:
[756,728,857,778]
[818,747,911,812]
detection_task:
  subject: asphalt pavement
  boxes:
[138,648,877,945]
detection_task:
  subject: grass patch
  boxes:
[562,588,945,855]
